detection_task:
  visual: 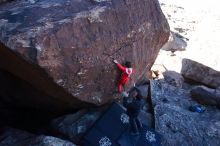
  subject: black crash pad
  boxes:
[94,102,129,140]
[83,128,118,146]
[118,124,162,146]
[82,102,162,146]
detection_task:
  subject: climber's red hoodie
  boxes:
[116,63,134,85]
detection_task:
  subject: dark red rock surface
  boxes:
[0,0,169,107]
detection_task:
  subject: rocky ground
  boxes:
[151,79,220,146]
[150,0,220,145]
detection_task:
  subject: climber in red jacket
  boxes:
[113,59,134,93]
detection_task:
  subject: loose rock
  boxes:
[181,59,220,88]
[161,31,187,52]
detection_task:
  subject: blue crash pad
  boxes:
[118,124,162,146]
[94,102,129,140]
[83,128,118,146]
[82,102,162,146]
[83,102,129,146]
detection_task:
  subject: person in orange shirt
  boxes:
[113,60,134,93]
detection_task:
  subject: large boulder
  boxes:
[161,31,187,52]
[190,86,220,108]
[0,0,169,108]
[150,80,220,146]
[181,59,220,88]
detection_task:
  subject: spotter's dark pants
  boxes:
[129,117,142,134]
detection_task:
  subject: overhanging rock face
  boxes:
[0,0,169,107]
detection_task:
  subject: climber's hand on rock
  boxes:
[113,59,118,64]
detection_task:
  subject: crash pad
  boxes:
[82,102,162,146]
[118,125,162,146]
